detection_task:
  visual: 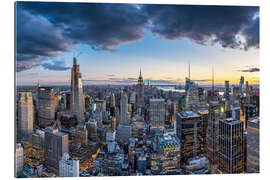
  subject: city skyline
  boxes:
[16,2,259,86]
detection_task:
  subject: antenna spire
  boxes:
[212,65,214,93]
[188,61,191,80]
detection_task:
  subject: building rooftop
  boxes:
[150,98,165,102]
[198,110,209,115]
[157,134,180,148]
[220,118,242,125]
[179,111,200,118]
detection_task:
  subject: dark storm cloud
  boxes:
[40,60,71,71]
[242,17,259,50]
[143,5,259,50]
[19,2,148,51]
[239,67,260,72]
[16,2,259,72]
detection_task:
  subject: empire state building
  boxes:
[137,68,144,108]
[70,57,84,123]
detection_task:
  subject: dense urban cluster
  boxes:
[15,58,260,177]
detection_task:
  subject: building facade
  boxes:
[44,127,69,169]
[149,99,165,133]
[137,69,144,109]
[176,111,203,166]
[218,118,245,174]
[206,101,220,167]
[38,87,55,128]
[59,153,79,177]
[15,143,24,177]
[18,92,34,142]
[70,57,84,123]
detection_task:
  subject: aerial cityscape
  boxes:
[15,2,259,178]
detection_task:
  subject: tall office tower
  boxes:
[206,101,220,167]
[239,76,245,97]
[156,134,181,175]
[137,69,144,108]
[15,143,23,177]
[74,124,88,146]
[225,81,230,101]
[38,87,55,128]
[18,92,34,142]
[86,118,98,142]
[98,91,105,100]
[32,129,45,150]
[44,127,69,169]
[59,153,79,177]
[218,118,245,174]
[120,91,129,124]
[116,124,131,144]
[70,57,84,123]
[197,110,209,153]
[131,115,145,139]
[130,91,136,104]
[149,99,165,133]
[233,86,240,100]
[232,106,241,120]
[246,81,250,103]
[110,93,116,108]
[106,130,116,153]
[176,111,203,167]
[184,82,201,111]
[246,118,259,173]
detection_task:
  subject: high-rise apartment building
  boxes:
[18,92,34,142]
[176,111,203,166]
[44,127,69,169]
[59,153,79,177]
[38,87,55,128]
[149,99,165,133]
[70,57,84,123]
[218,118,245,174]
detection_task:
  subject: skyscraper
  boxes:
[197,110,209,153]
[206,101,220,167]
[137,69,144,108]
[15,143,23,177]
[71,57,84,123]
[116,91,131,143]
[156,133,181,175]
[44,127,69,169]
[119,91,129,124]
[225,81,230,101]
[176,111,203,167]
[239,76,245,97]
[59,153,79,177]
[38,87,55,128]
[149,99,165,133]
[18,92,34,142]
[218,118,245,174]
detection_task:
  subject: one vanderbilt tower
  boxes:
[70,57,84,123]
